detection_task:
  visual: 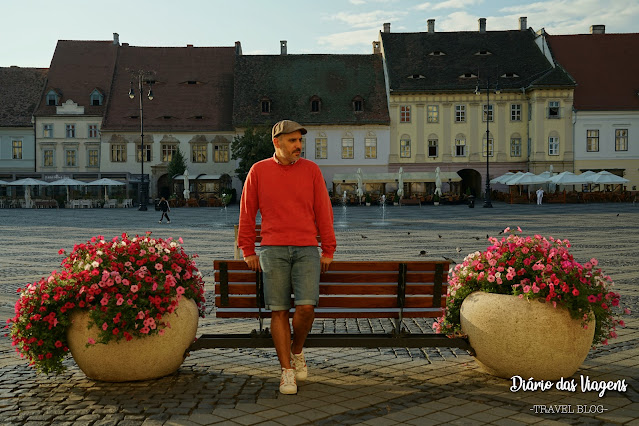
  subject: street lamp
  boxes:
[129,72,154,211]
[475,75,500,208]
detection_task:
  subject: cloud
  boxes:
[414,2,432,11]
[327,10,408,29]
[316,28,380,52]
[432,0,483,10]
[349,0,366,4]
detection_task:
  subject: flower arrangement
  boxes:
[433,227,628,347]
[6,233,206,374]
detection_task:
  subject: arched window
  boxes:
[310,95,321,113]
[260,97,271,114]
[352,95,364,112]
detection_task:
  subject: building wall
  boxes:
[0,127,35,173]
[574,110,639,190]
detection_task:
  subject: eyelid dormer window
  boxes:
[46,90,60,106]
[90,89,104,106]
[310,95,321,113]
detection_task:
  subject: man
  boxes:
[238,120,336,394]
[536,187,545,205]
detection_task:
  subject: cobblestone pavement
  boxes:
[0,202,637,425]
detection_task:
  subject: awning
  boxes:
[332,173,397,184]
[194,174,222,180]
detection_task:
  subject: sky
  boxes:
[2,0,638,68]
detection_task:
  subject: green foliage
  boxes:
[231,127,274,182]
[166,148,187,188]
[433,192,440,202]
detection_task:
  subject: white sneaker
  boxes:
[158,221,162,223]
[291,350,308,380]
[279,368,297,394]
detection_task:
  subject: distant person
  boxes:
[158,197,171,223]
[536,187,545,205]
[238,119,336,395]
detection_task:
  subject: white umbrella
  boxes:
[356,168,363,199]
[50,178,88,203]
[490,172,514,184]
[87,178,125,201]
[574,170,597,184]
[0,180,8,185]
[183,170,190,200]
[550,171,583,185]
[397,167,404,198]
[434,167,442,196]
[590,171,629,184]
[8,178,50,186]
[506,172,550,186]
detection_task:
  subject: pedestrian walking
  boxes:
[158,197,171,223]
[238,119,337,395]
[536,187,545,205]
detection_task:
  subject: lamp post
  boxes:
[129,72,154,211]
[475,76,500,208]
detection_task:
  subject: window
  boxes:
[615,129,628,151]
[111,144,126,162]
[310,97,321,113]
[88,124,99,138]
[162,144,177,162]
[90,90,103,106]
[353,99,363,112]
[341,138,354,159]
[400,105,411,123]
[12,140,22,159]
[214,144,229,163]
[428,139,438,157]
[400,137,411,158]
[261,99,271,114]
[43,124,53,138]
[511,104,522,121]
[65,124,76,138]
[427,105,439,123]
[315,138,327,159]
[511,138,522,157]
[43,149,54,167]
[483,104,494,122]
[455,138,466,156]
[483,138,494,157]
[88,149,99,167]
[46,90,58,106]
[587,130,599,152]
[137,144,151,162]
[65,150,77,167]
[192,144,207,162]
[548,101,560,119]
[365,137,377,159]
[548,136,559,155]
[455,105,466,122]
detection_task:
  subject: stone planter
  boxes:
[460,292,594,380]
[67,298,199,382]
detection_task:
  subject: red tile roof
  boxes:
[34,40,118,117]
[101,45,236,132]
[547,33,639,110]
[0,67,48,126]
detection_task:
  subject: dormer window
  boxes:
[46,90,60,106]
[475,50,492,56]
[162,115,172,120]
[460,73,478,79]
[181,80,204,85]
[352,96,364,113]
[90,89,104,106]
[407,74,425,79]
[429,51,446,56]
[310,96,321,113]
[501,72,520,78]
[261,97,271,114]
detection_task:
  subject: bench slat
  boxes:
[215,295,444,309]
[214,283,448,296]
[215,310,444,319]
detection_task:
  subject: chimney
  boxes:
[113,33,119,45]
[383,22,390,33]
[280,40,287,55]
[187,44,194,48]
[372,41,381,54]
[590,25,605,34]
[427,19,435,33]
[519,17,527,31]
[235,41,242,55]
[478,18,486,33]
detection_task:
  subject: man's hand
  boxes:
[320,256,333,273]
[244,255,261,272]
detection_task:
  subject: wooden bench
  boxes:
[187,260,472,352]
[233,224,321,259]
[399,198,421,207]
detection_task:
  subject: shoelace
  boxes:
[281,369,296,386]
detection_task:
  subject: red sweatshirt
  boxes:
[238,156,336,258]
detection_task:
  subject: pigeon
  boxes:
[498,230,504,235]
[438,234,443,239]
[486,234,490,239]
[361,235,368,239]
[419,250,427,256]
[443,256,457,265]
[456,247,462,253]
[473,236,480,240]
[407,232,411,235]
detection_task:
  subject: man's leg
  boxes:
[291,305,314,354]
[271,310,292,369]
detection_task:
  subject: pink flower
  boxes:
[88,338,96,345]
[130,285,139,293]
[102,322,108,331]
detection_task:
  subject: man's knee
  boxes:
[294,304,315,320]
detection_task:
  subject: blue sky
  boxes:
[2,0,638,67]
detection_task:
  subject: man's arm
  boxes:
[238,166,259,268]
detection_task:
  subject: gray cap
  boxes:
[272,120,307,139]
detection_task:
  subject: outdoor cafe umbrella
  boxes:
[590,171,629,184]
[183,170,190,200]
[506,172,550,186]
[397,167,404,198]
[550,171,584,186]
[49,178,88,203]
[6,178,50,208]
[490,172,515,185]
[356,168,363,200]
[0,180,8,185]
[434,167,442,196]
[87,178,125,201]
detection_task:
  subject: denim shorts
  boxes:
[259,246,320,311]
